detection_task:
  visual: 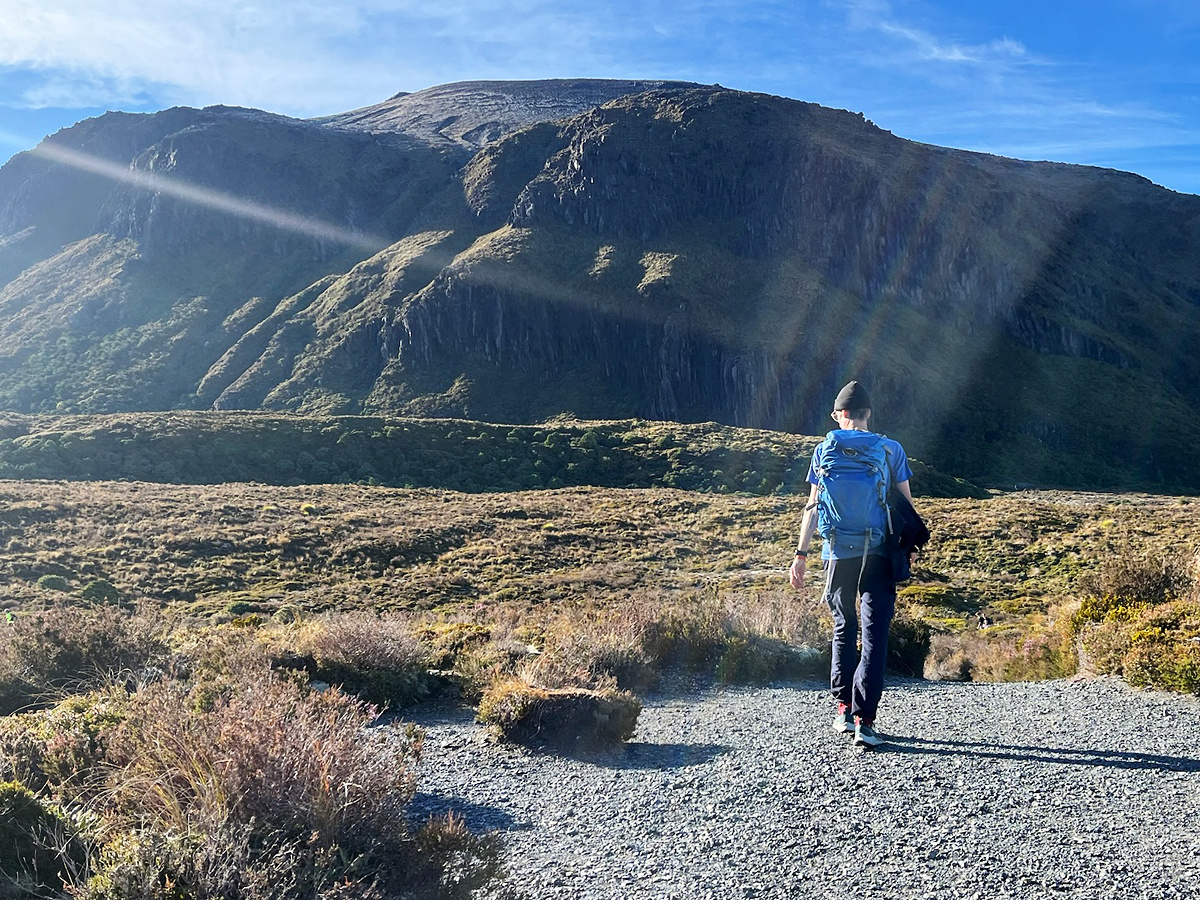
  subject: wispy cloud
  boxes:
[0,1,432,114]
[0,0,1195,192]
[0,1,657,115]
[809,0,1199,191]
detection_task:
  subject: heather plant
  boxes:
[282,611,437,707]
[80,675,501,899]
[0,606,169,714]
[0,690,127,799]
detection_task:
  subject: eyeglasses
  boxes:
[830,411,842,421]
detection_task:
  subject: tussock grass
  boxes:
[0,645,501,900]
[477,678,641,751]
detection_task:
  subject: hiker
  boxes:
[789,381,918,748]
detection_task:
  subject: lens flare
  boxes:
[31,141,391,253]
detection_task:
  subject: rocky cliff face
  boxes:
[1,81,1198,489]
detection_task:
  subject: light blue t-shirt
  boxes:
[806,430,913,560]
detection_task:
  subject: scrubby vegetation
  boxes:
[1,474,1198,898]
[1071,550,1200,694]
[0,620,501,900]
[0,411,986,498]
[477,680,642,751]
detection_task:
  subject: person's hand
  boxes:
[789,555,806,589]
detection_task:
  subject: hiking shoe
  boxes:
[832,703,854,734]
[854,718,884,748]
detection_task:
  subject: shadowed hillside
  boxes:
[0,411,984,498]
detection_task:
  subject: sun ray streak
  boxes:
[30,142,392,253]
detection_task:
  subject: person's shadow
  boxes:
[881,734,1200,772]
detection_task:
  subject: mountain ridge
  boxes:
[1,79,1198,490]
[313,78,702,150]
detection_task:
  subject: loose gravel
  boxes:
[408,676,1200,900]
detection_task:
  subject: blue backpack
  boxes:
[813,430,892,556]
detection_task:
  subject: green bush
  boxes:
[1122,601,1200,694]
[1070,551,1199,693]
[36,574,71,592]
[0,691,127,796]
[80,578,122,604]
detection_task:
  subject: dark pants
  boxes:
[824,554,896,723]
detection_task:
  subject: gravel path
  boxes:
[408,677,1200,900]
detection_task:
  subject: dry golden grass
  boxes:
[1,480,1198,693]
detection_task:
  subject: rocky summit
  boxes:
[1,79,1198,490]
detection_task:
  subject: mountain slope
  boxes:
[1,81,1198,489]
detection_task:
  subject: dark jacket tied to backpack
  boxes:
[886,488,929,581]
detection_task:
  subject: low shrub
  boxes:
[82,675,501,900]
[415,621,493,670]
[887,610,932,677]
[0,691,127,798]
[1074,551,1189,619]
[80,579,122,604]
[923,634,974,682]
[477,678,641,752]
[288,612,437,707]
[922,624,1075,683]
[0,779,85,897]
[1070,551,1200,693]
[634,592,830,686]
[0,606,168,714]
[1076,618,1133,677]
[451,590,830,701]
[36,574,71,592]
[1122,600,1200,694]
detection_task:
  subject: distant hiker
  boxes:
[789,381,920,749]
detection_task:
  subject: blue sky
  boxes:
[1,0,1198,194]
